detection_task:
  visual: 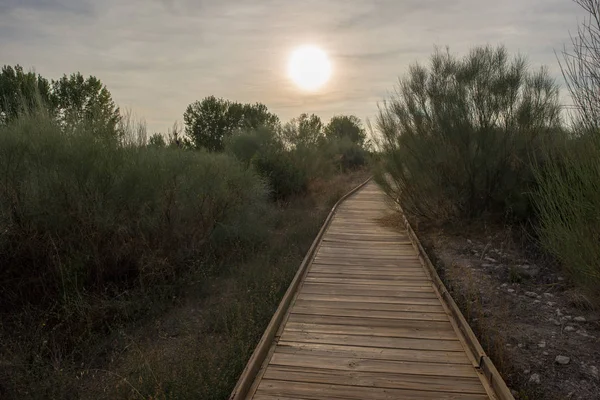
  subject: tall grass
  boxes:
[533,134,600,303]
[530,0,600,304]
[375,45,561,223]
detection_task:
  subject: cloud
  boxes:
[0,0,94,15]
[0,0,588,132]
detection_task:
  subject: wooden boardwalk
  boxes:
[231,181,512,400]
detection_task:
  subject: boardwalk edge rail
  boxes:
[229,177,373,400]
[398,203,514,400]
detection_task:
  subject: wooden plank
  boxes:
[321,238,413,245]
[268,352,479,377]
[291,305,449,322]
[287,314,453,331]
[310,264,425,272]
[255,380,489,400]
[301,282,432,292]
[297,292,442,306]
[292,299,446,313]
[300,285,435,298]
[308,267,427,276]
[310,259,421,267]
[263,365,485,393]
[303,276,432,285]
[279,331,464,352]
[307,268,428,277]
[275,342,470,364]
[285,322,457,341]
[304,278,431,288]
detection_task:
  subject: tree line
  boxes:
[1,65,368,153]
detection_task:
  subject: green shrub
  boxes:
[533,133,600,302]
[252,149,308,200]
[329,137,367,171]
[0,112,268,312]
[225,126,281,167]
[376,45,561,223]
[226,127,315,200]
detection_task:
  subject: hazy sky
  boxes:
[0,0,586,133]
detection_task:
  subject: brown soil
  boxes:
[413,221,600,400]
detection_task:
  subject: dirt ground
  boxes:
[413,222,600,400]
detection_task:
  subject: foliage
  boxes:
[0,110,267,326]
[328,136,368,171]
[1,66,121,138]
[533,0,600,303]
[376,45,561,223]
[533,134,600,303]
[281,113,324,148]
[183,96,279,151]
[149,132,167,147]
[226,127,309,200]
[225,126,281,166]
[325,114,366,145]
[558,0,600,133]
[51,72,121,137]
[0,65,53,124]
[253,150,308,200]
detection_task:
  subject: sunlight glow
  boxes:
[288,45,332,91]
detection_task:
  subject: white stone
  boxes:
[555,355,570,365]
[529,373,541,384]
[538,341,546,348]
[574,316,586,322]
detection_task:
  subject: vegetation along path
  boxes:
[230,180,513,400]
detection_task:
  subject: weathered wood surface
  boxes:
[236,181,511,400]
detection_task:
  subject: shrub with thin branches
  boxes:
[0,111,267,316]
[376,45,561,222]
[533,0,600,303]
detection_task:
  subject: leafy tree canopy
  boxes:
[52,73,121,137]
[282,113,324,148]
[325,115,366,145]
[0,65,52,124]
[1,66,121,138]
[183,96,280,151]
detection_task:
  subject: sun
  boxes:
[288,45,332,91]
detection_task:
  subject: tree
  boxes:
[148,133,166,147]
[51,73,121,137]
[325,115,366,145]
[184,96,279,151]
[0,65,53,124]
[242,102,280,131]
[282,113,324,148]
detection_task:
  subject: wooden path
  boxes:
[231,180,512,400]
